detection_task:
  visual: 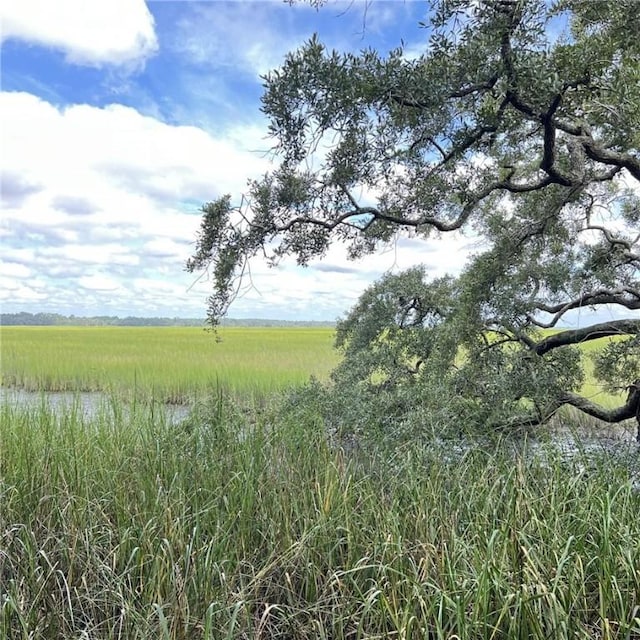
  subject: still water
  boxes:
[2,387,638,471]
[0,387,191,424]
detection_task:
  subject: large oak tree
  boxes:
[189,0,640,435]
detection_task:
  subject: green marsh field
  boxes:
[0,325,623,406]
[1,326,639,639]
[0,326,340,402]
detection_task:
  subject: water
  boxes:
[3,387,638,483]
[0,387,191,424]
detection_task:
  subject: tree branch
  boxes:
[275,206,380,232]
[560,384,640,425]
[496,381,640,440]
[388,72,499,108]
[539,94,574,187]
[561,380,640,442]
[578,138,640,183]
[585,224,635,250]
[532,319,640,356]
[531,289,640,328]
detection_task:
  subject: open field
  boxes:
[1,400,639,639]
[0,325,627,407]
[0,325,630,429]
[0,326,340,402]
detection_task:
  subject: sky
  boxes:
[1,1,635,326]
[0,0,481,321]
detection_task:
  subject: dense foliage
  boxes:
[3,400,640,638]
[189,0,639,433]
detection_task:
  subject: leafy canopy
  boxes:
[189,0,640,432]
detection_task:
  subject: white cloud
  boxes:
[172,2,301,77]
[1,90,270,209]
[78,275,122,292]
[0,90,276,317]
[141,238,191,262]
[0,262,31,278]
[0,281,48,302]
[0,88,476,320]
[41,244,140,267]
[0,0,158,68]
[170,0,407,84]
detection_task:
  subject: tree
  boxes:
[188,0,640,436]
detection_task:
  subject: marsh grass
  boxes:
[0,326,340,402]
[0,326,626,409]
[2,398,639,639]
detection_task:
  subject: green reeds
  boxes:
[0,325,625,408]
[2,398,639,639]
[0,326,340,402]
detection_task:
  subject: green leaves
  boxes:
[592,335,640,394]
[189,0,639,429]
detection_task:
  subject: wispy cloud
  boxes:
[171,2,302,77]
[0,0,158,69]
[1,1,471,320]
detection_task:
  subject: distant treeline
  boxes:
[0,312,335,328]
[0,312,204,327]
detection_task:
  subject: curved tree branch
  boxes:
[531,288,640,328]
[561,380,640,441]
[497,381,640,440]
[532,319,640,356]
[561,383,640,424]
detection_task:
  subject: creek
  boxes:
[0,387,191,424]
[2,387,638,487]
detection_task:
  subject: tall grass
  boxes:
[2,398,639,639]
[1,326,626,408]
[0,326,339,402]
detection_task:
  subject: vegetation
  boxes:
[2,399,639,639]
[0,325,626,413]
[0,312,205,327]
[0,312,334,328]
[188,0,640,434]
[0,326,338,402]
[3,2,640,637]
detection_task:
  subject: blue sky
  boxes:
[3,0,476,320]
[3,1,631,325]
[0,0,482,322]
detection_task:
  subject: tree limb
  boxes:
[560,384,639,425]
[531,289,640,328]
[532,319,640,356]
[578,137,640,183]
[497,381,640,440]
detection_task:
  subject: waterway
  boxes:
[0,387,191,424]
